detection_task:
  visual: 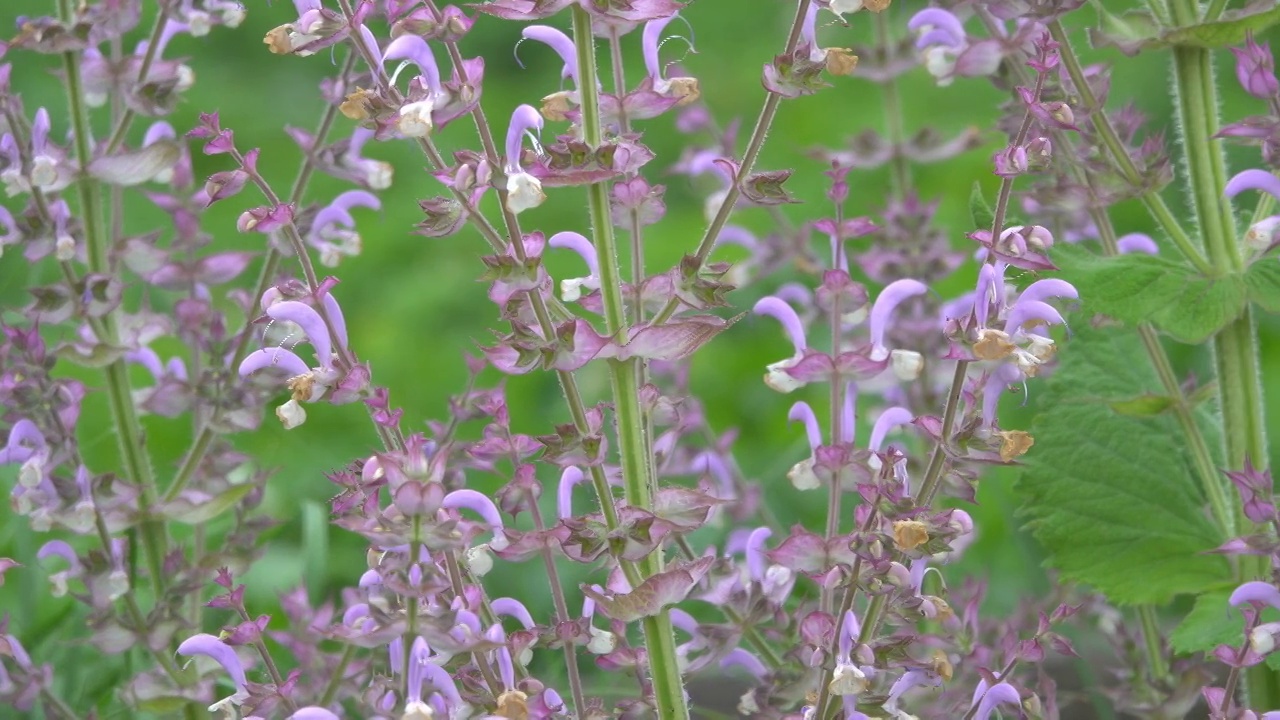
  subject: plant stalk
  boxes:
[1168,0,1272,709]
[571,7,687,718]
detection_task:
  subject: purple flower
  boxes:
[868,279,928,380]
[1231,580,1280,611]
[176,633,249,714]
[753,295,809,392]
[557,466,584,519]
[783,402,819,492]
[504,105,546,213]
[238,293,350,428]
[971,681,1021,720]
[1231,32,1279,99]
[908,8,1002,86]
[308,190,380,267]
[522,26,580,88]
[548,231,600,301]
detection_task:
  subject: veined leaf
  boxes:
[1161,5,1280,49]
[1017,323,1232,605]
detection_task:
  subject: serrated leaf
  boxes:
[1172,590,1280,670]
[1153,272,1247,343]
[1161,5,1280,49]
[969,182,994,231]
[160,484,255,525]
[1017,323,1232,605]
[1052,244,1192,324]
[1052,245,1246,342]
[1245,259,1280,312]
[1171,591,1238,656]
[1108,394,1174,417]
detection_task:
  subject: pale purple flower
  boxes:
[176,633,249,714]
[753,295,809,392]
[548,231,600,301]
[308,190,380,267]
[869,279,928,380]
[971,681,1021,720]
[238,294,349,429]
[557,466,584,519]
[505,105,546,213]
[521,26,580,88]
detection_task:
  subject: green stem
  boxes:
[58,0,166,596]
[1168,0,1272,709]
[1048,21,1213,275]
[1202,0,1229,22]
[650,0,813,326]
[571,7,686,718]
[1137,605,1170,682]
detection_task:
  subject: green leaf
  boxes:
[1108,394,1174,417]
[1052,244,1191,324]
[1172,591,1280,670]
[1161,5,1280,49]
[1245,259,1280,313]
[1017,323,1232,605]
[1152,272,1247,343]
[1087,3,1163,54]
[1051,245,1247,343]
[159,484,255,525]
[969,182,994,231]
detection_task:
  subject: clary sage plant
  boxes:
[4,0,1280,719]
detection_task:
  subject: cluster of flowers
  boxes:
[3,0,1280,718]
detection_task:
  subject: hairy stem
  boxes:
[1047,20,1214,275]
[1168,0,1273,709]
[571,7,687,718]
[651,0,813,326]
[58,0,167,596]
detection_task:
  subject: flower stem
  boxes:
[1168,0,1272,709]
[650,0,813,326]
[1047,20,1214,275]
[57,0,166,596]
[570,8,687,718]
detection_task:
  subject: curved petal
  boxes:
[745,527,772,583]
[557,466,584,519]
[787,401,822,453]
[869,279,928,353]
[548,231,600,277]
[868,406,914,452]
[267,300,333,368]
[491,597,536,629]
[642,15,678,81]
[1004,299,1066,334]
[522,26,579,86]
[1117,233,1159,255]
[383,34,442,94]
[505,104,544,174]
[238,347,310,379]
[1226,168,1280,202]
[177,633,247,692]
[753,296,808,354]
[1231,580,1280,610]
[1016,278,1078,306]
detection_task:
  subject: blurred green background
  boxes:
[3,0,1280,713]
